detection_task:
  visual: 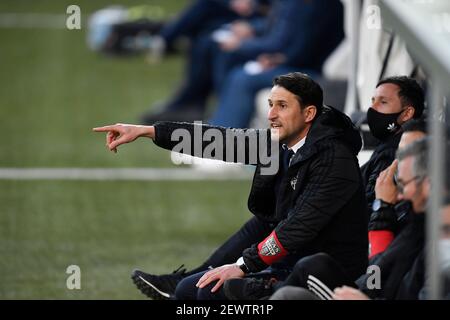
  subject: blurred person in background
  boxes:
[207,0,344,128]
[91,0,270,55]
[140,0,344,125]
[138,0,275,124]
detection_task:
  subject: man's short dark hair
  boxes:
[273,72,323,116]
[401,117,427,134]
[396,137,428,180]
[377,76,425,119]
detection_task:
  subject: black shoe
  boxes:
[131,265,187,300]
[223,277,277,300]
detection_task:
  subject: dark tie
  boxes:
[282,149,295,172]
[274,148,294,198]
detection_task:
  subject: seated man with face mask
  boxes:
[361,76,425,215]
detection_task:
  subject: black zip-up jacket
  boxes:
[360,133,402,213]
[153,106,369,280]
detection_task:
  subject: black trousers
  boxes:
[186,216,275,276]
[270,286,320,300]
[276,253,358,300]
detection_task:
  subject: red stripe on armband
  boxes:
[368,230,394,258]
[257,230,288,265]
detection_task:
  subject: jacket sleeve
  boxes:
[363,151,397,214]
[368,230,394,258]
[153,121,276,165]
[368,206,397,258]
[243,145,361,271]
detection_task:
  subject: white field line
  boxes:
[0,168,253,181]
[0,13,71,29]
[0,148,372,180]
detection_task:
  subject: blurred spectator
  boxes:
[89,0,269,56]
[140,0,344,125]
[208,0,344,128]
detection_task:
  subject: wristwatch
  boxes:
[236,257,250,274]
[372,198,394,212]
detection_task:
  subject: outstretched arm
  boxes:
[92,123,155,153]
[94,121,277,169]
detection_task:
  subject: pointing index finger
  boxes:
[92,125,116,132]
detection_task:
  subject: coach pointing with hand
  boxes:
[93,72,368,300]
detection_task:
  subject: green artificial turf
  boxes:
[0,0,255,299]
[0,180,251,299]
[0,0,189,167]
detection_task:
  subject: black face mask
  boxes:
[366,107,402,141]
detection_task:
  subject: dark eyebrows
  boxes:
[268,99,288,104]
[372,95,393,103]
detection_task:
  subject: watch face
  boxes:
[372,199,381,211]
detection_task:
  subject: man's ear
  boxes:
[304,105,317,123]
[399,105,415,124]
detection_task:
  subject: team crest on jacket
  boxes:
[290,177,297,190]
[260,235,282,256]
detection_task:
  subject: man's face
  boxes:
[371,83,403,114]
[397,156,428,213]
[268,85,311,147]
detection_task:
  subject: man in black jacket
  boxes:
[93,72,369,300]
[361,76,425,212]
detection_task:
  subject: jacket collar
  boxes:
[288,105,362,167]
